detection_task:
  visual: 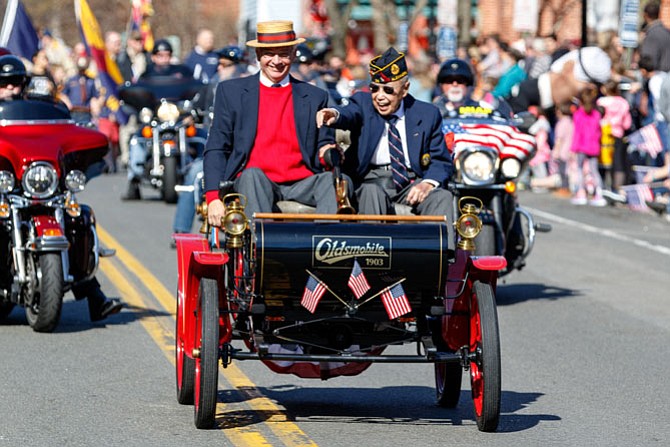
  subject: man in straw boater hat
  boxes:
[203,20,341,223]
[316,47,454,244]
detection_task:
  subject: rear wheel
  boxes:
[469,280,501,432]
[25,253,64,333]
[162,156,179,204]
[194,278,219,429]
[176,291,195,405]
[435,361,462,408]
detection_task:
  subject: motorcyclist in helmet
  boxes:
[0,55,28,101]
[0,54,123,321]
[433,58,512,120]
[141,39,192,79]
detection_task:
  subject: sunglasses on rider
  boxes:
[369,84,398,95]
[0,76,23,88]
[442,76,469,85]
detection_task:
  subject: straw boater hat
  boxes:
[246,20,305,48]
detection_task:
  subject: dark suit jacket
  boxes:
[203,74,334,192]
[333,92,453,185]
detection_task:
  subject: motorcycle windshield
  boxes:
[119,77,205,110]
[0,100,108,176]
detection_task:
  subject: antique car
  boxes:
[173,195,505,432]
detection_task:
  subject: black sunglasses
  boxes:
[442,76,469,85]
[0,76,24,87]
[369,84,398,95]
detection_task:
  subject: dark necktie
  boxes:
[271,83,281,88]
[387,115,410,191]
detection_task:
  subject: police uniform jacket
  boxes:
[334,91,453,185]
[203,73,334,193]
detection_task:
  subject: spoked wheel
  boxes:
[435,361,462,408]
[25,253,64,333]
[469,280,501,432]
[194,278,219,429]
[176,291,195,405]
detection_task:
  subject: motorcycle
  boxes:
[119,76,207,203]
[444,108,551,275]
[0,99,113,332]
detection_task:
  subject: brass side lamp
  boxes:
[455,196,483,251]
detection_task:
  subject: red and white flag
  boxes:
[301,275,326,313]
[446,122,536,163]
[347,259,370,299]
[380,283,411,320]
[621,183,654,212]
[628,124,664,159]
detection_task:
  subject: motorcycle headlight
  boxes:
[139,107,154,124]
[157,101,180,123]
[22,162,59,199]
[500,158,522,179]
[458,147,498,185]
[0,170,15,193]
[65,170,87,192]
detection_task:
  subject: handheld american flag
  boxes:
[380,283,411,320]
[301,275,326,313]
[348,259,370,299]
[628,124,663,159]
[620,183,654,212]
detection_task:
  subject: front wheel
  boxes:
[469,280,501,432]
[194,278,219,429]
[25,253,64,333]
[162,156,179,204]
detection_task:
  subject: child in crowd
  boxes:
[570,85,607,206]
[527,105,552,192]
[552,102,575,197]
[597,80,632,191]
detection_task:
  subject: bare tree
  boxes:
[323,0,358,58]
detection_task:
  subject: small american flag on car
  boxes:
[301,275,327,313]
[380,283,411,320]
[348,259,370,299]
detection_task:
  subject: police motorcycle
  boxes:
[119,75,207,203]
[174,149,508,432]
[436,59,551,276]
[0,58,114,332]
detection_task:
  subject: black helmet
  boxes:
[152,39,173,55]
[437,58,474,86]
[0,55,28,87]
[217,45,244,63]
[295,43,314,64]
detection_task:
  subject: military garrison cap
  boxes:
[369,47,408,84]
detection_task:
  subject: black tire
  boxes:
[435,361,462,408]
[474,223,496,257]
[194,278,219,429]
[162,156,179,204]
[470,280,501,432]
[176,294,195,405]
[0,302,15,321]
[25,253,64,333]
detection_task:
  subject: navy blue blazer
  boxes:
[203,74,334,192]
[334,92,453,186]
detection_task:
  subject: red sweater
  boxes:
[206,83,313,204]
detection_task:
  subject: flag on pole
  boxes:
[75,0,127,124]
[131,0,154,52]
[627,124,664,159]
[301,275,327,313]
[380,283,411,320]
[347,259,370,299]
[0,0,39,59]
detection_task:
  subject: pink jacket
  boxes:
[570,107,602,157]
[597,95,632,138]
[553,116,574,162]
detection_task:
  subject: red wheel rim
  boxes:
[470,294,484,416]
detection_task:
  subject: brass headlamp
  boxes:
[455,196,483,251]
[221,193,248,248]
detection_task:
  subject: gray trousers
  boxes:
[234,168,339,216]
[356,168,456,250]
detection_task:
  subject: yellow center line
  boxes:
[97,226,317,447]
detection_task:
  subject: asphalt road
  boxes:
[1,171,668,447]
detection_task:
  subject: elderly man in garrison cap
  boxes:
[203,20,339,223]
[316,47,454,235]
[506,46,612,116]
